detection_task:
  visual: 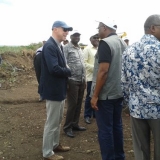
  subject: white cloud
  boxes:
[0,0,160,46]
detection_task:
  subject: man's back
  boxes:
[122,34,160,119]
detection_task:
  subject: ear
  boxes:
[150,25,156,33]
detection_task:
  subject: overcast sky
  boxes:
[0,0,160,46]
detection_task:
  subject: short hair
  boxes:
[144,14,160,31]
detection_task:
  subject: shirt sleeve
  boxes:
[121,50,129,105]
[98,40,111,63]
[63,45,69,63]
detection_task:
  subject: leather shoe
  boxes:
[54,144,70,152]
[64,130,75,138]
[72,126,86,131]
[44,154,64,160]
[85,117,91,124]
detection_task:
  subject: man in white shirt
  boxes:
[83,33,99,124]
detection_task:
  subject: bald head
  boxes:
[144,14,160,41]
[144,14,160,33]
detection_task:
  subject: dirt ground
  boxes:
[0,53,135,160]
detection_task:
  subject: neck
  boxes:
[52,33,61,43]
[93,44,98,48]
[71,41,78,47]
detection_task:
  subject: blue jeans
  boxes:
[95,98,125,160]
[84,81,95,118]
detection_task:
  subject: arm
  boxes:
[44,45,71,77]
[91,63,110,110]
[121,51,130,105]
[91,41,111,110]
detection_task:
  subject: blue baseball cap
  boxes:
[52,21,73,31]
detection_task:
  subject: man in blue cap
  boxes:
[40,20,72,160]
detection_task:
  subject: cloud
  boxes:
[0,0,12,5]
[0,0,160,45]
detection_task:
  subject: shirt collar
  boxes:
[69,42,80,49]
[92,45,98,49]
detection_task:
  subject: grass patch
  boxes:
[0,42,42,55]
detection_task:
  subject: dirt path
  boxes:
[0,53,134,160]
[0,78,135,160]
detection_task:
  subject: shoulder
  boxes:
[83,45,92,51]
[36,46,43,52]
[99,40,109,49]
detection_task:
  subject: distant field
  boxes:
[0,42,42,54]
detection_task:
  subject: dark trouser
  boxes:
[33,54,42,96]
[95,98,125,160]
[63,79,85,131]
[33,54,41,84]
[131,116,160,160]
[84,81,95,118]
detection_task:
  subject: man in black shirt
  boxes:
[90,18,126,160]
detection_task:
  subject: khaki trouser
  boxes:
[131,116,160,160]
[43,100,64,158]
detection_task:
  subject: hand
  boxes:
[91,96,98,111]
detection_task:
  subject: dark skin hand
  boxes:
[91,62,110,110]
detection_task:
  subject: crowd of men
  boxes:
[33,14,160,160]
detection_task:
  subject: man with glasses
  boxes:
[83,33,99,124]
[63,30,86,138]
[90,18,126,160]
[122,14,160,160]
[40,21,72,160]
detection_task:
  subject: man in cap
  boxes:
[90,19,126,160]
[122,14,160,160]
[83,33,99,124]
[40,20,72,160]
[63,30,86,138]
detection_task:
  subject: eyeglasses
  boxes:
[154,25,160,28]
[97,25,105,30]
[154,24,160,26]
[92,36,99,39]
[145,25,160,29]
[62,28,69,32]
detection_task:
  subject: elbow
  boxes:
[99,70,108,80]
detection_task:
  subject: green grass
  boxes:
[0,42,42,54]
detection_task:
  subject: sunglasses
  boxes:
[62,28,70,32]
